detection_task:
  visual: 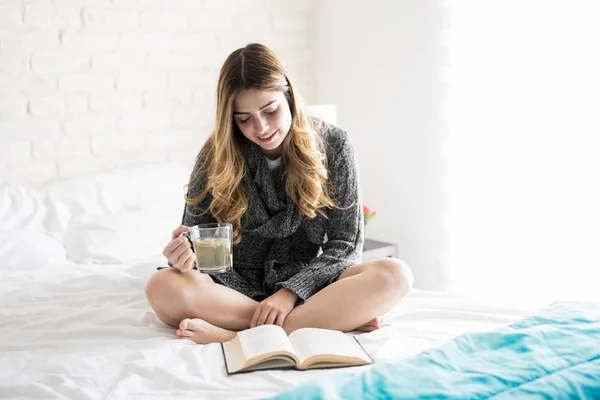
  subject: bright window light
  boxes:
[443,1,600,308]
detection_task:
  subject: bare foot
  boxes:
[176,318,236,344]
[353,317,381,333]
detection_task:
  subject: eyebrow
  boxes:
[233,100,277,115]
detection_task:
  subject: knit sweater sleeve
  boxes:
[275,135,364,301]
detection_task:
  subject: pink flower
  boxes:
[363,204,376,224]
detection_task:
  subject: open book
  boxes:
[221,325,373,374]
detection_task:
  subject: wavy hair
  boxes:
[186,43,336,243]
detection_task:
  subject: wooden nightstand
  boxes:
[362,238,397,262]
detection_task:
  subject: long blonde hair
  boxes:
[186,43,336,243]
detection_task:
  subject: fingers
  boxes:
[265,311,278,326]
[171,238,190,261]
[256,308,270,327]
[173,249,194,273]
[251,305,283,327]
[163,235,194,272]
[171,225,190,241]
[180,252,195,273]
[276,312,286,327]
[251,304,271,328]
[251,292,296,328]
[250,307,260,328]
[163,235,187,257]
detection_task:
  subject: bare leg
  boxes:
[146,258,412,344]
[282,258,413,334]
[145,268,257,331]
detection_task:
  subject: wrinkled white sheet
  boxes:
[0,164,527,399]
[0,256,526,400]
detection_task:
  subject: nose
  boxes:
[253,116,268,135]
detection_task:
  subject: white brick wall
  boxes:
[0,0,315,184]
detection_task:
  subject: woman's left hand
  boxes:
[250,288,298,328]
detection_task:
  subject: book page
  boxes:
[222,336,246,373]
[243,358,297,372]
[289,328,371,365]
[237,324,296,363]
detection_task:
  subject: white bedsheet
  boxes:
[0,165,528,399]
[0,257,527,400]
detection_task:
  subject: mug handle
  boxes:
[182,231,194,251]
[181,231,198,270]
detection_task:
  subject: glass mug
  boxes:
[183,223,233,274]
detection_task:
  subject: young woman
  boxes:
[145,43,413,344]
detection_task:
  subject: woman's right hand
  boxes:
[163,225,195,273]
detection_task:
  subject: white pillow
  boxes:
[0,230,71,270]
[42,162,190,227]
[2,163,192,265]
[63,206,180,265]
[0,187,71,270]
[0,186,48,232]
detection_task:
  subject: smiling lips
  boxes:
[258,130,277,142]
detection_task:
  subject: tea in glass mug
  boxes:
[185,223,233,274]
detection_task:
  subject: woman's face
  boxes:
[233,88,292,159]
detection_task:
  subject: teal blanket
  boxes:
[273,302,600,399]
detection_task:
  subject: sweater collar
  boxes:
[244,142,303,239]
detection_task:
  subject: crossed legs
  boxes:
[145,258,413,344]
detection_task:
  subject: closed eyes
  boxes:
[237,107,279,124]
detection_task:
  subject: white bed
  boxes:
[0,164,527,400]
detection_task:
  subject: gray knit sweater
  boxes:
[182,121,364,302]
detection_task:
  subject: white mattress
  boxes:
[0,164,527,399]
[0,260,527,400]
